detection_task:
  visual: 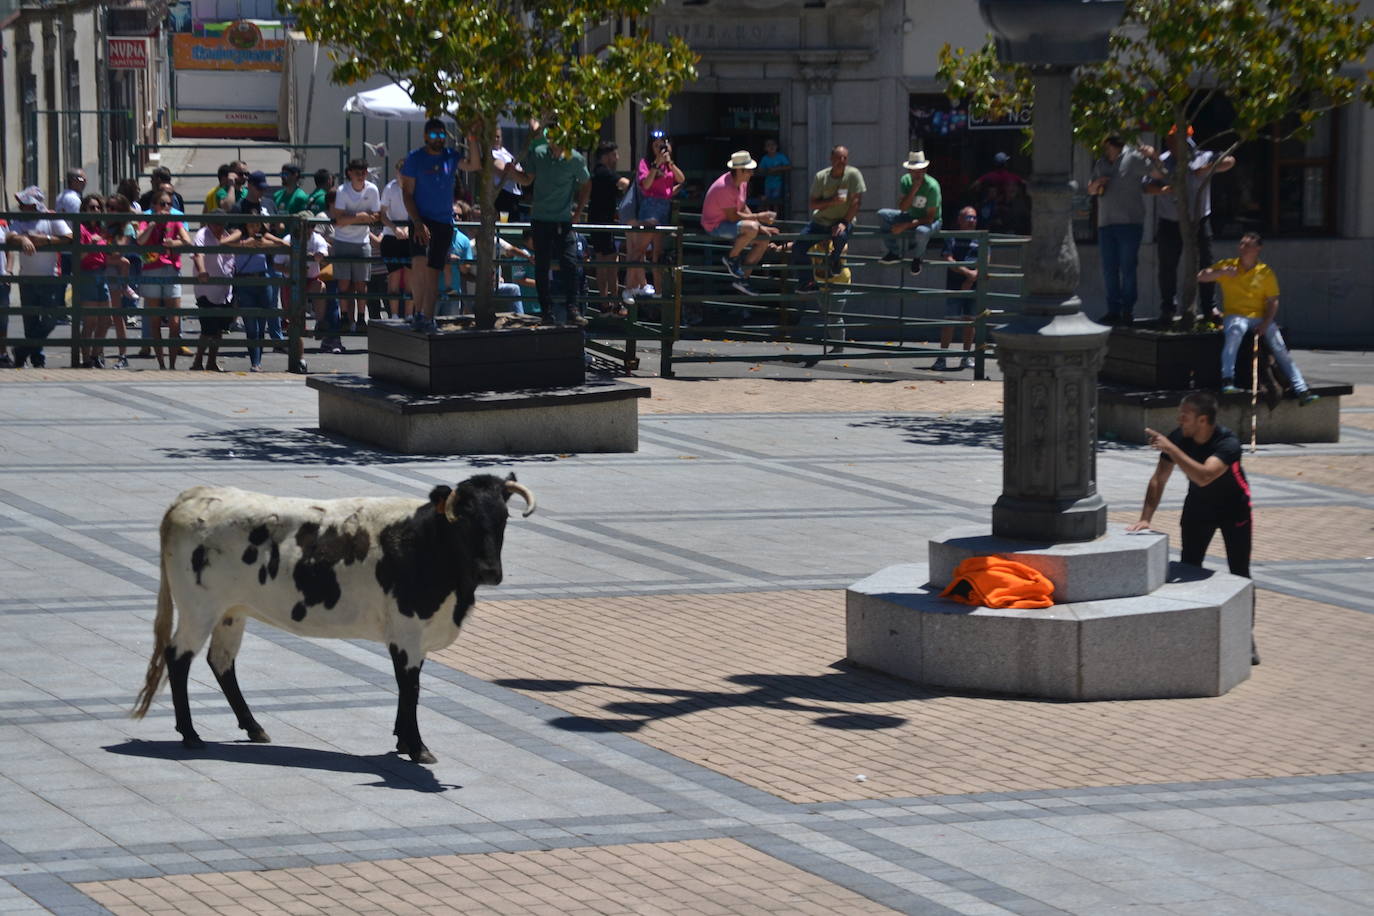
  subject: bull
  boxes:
[132,473,535,764]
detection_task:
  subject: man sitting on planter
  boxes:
[1200,232,1317,406]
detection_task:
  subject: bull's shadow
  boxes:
[104,739,458,792]
[157,426,562,467]
[850,415,1141,452]
[496,666,928,733]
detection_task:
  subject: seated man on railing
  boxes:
[788,145,864,293]
[706,150,779,298]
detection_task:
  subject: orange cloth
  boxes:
[939,556,1055,609]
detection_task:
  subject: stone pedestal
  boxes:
[846,528,1254,700]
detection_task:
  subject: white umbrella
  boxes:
[343,81,516,127]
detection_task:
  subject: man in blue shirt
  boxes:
[401,118,464,330]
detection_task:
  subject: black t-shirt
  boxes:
[1166,425,1250,517]
[945,237,979,291]
[588,162,619,224]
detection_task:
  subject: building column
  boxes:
[801,64,836,193]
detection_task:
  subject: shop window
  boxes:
[1186,94,1338,238]
[908,93,1031,235]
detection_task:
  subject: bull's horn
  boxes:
[443,488,459,522]
[505,480,536,517]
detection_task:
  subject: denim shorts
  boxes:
[636,195,672,225]
[708,221,740,240]
[141,266,182,300]
[75,276,110,303]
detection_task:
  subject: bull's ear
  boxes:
[429,485,453,514]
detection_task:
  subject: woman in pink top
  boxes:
[136,190,194,369]
[76,195,128,369]
[624,129,683,302]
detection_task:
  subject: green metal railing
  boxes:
[1,210,1024,380]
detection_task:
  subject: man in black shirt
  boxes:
[587,142,622,312]
[1128,391,1258,662]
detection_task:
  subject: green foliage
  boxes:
[940,0,1374,152]
[286,0,697,329]
[289,0,696,153]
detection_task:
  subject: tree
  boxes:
[288,0,698,329]
[939,0,1374,324]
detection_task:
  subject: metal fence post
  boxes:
[973,229,992,381]
[67,222,83,367]
[287,217,307,374]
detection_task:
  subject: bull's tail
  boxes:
[132,509,176,719]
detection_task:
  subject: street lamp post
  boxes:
[979,0,1127,543]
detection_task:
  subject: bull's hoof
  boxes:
[181,735,206,750]
[246,727,271,743]
[410,748,438,765]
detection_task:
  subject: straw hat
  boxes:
[902,151,931,171]
[726,150,758,170]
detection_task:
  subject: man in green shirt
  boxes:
[306,168,333,214]
[789,145,865,292]
[273,164,312,215]
[505,122,591,326]
[877,151,942,275]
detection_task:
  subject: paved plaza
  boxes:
[0,355,1372,915]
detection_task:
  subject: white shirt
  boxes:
[55,189,82,214]
[10,215,71,277]
[491,146,521,196]
[193,226,235,303]
[274,231,330,279]
[380,179,407,238]
[332,181,380,244]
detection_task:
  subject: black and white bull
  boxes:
[132,473,535,764]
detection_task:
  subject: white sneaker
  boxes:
[640,284,656,298]
[960,355,975,370]
[622,287,637,303]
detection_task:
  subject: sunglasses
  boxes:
[426,131,446,139]
[650,130,666,139]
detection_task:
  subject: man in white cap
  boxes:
[877,151,941,275]
[9,187,71,368]
[703,150,779,296]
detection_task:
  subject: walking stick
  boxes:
[1249,331,1259,454]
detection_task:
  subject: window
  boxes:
[908,93,1031,234]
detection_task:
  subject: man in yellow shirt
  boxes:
[1198,232,1316,405]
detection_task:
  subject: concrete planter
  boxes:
[367,320,585,394]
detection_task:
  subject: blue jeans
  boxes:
[877,210,940,260]
[1098,222,1143,318]
[1221,313,1309,393]
[789,219,850,277]
[497,282,524,315]
[235,277,275,368]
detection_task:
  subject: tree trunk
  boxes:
[473,117,499,330]
[1167,126,1200,324]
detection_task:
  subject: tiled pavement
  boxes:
[0,368,1372,914]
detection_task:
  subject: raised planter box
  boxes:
[368,320,585,394]
[308,375,649,454]
[1102,325,1223,389]
[1098,382,1353,444]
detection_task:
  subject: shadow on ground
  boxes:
[849,415,1141,452]
[495,668,926,733]
[157,426,562,467]
[104,739,459,792]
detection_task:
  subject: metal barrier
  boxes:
[1,209,1023,380]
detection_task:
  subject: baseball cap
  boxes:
[15,186,45,206]
[993,152,1011,165]
[247,170,270,188]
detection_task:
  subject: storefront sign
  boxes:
[970,105,1034,130]
[171,107,278,139]
[172,32,284,71]
[108,37,150,70]
[657,19,799,50]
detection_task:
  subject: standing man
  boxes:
[1200,232,1316,404]
[55,168,85,215]
[234,172,286,352]
[789,145,864,292]
[933,206,980,371]
[504,121,590,326]
[705,151,779,297]
[306,168,333,214]
[205,164,239,214]
[1,219,38,366]
[1150,130,1235,325]
[401,118,464,331]
[9,187,71,368]
[1127,391,1261,664]
[331,158,381,333]
[877,151,940,275]
[757,137,790,219]
[1088,135,1156,326]
[274,164,311,215]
